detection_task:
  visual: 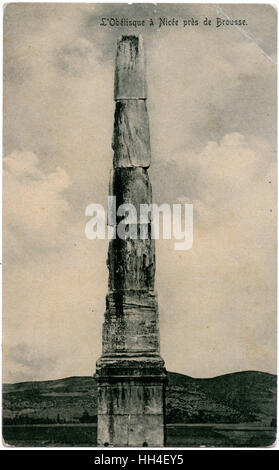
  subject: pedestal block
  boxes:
[96,358,167,447]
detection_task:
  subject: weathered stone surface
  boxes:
[107,230,155,291]
[98,382,164,415]
[105,290,158,315]
[97,382,165,447]
[114,35,146,100]
[108,167,152,224]
[102,291,160,354]
[96,35,166,448]
[97,407,165,447]
[96,357,167,447]
[96,354,166,377]
[96,350,167,446]
[112,100,151,168]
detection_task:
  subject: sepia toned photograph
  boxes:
[2,3,277,448]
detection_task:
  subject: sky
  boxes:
[3,3,277,383]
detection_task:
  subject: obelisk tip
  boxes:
[114,35,146,100]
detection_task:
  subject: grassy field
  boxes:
[3,423,276,448]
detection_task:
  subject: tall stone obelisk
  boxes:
[95,35,167,447]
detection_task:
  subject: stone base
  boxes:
[95,356,167,447]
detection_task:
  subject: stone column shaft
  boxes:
[96,35,167,448]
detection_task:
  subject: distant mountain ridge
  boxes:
[3,370,276,426]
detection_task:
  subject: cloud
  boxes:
[3,230,108,383]
[55,38,100,76]
[3,150,107,383]
[3,150,71,262]
[4,343,57,383]
[147,24,276,163]
[156,133,276,377]
[3,4,277,381]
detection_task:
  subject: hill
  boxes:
[3,370,276,426]
[166,371,276,424]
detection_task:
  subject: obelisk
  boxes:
[95,35,167,447]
